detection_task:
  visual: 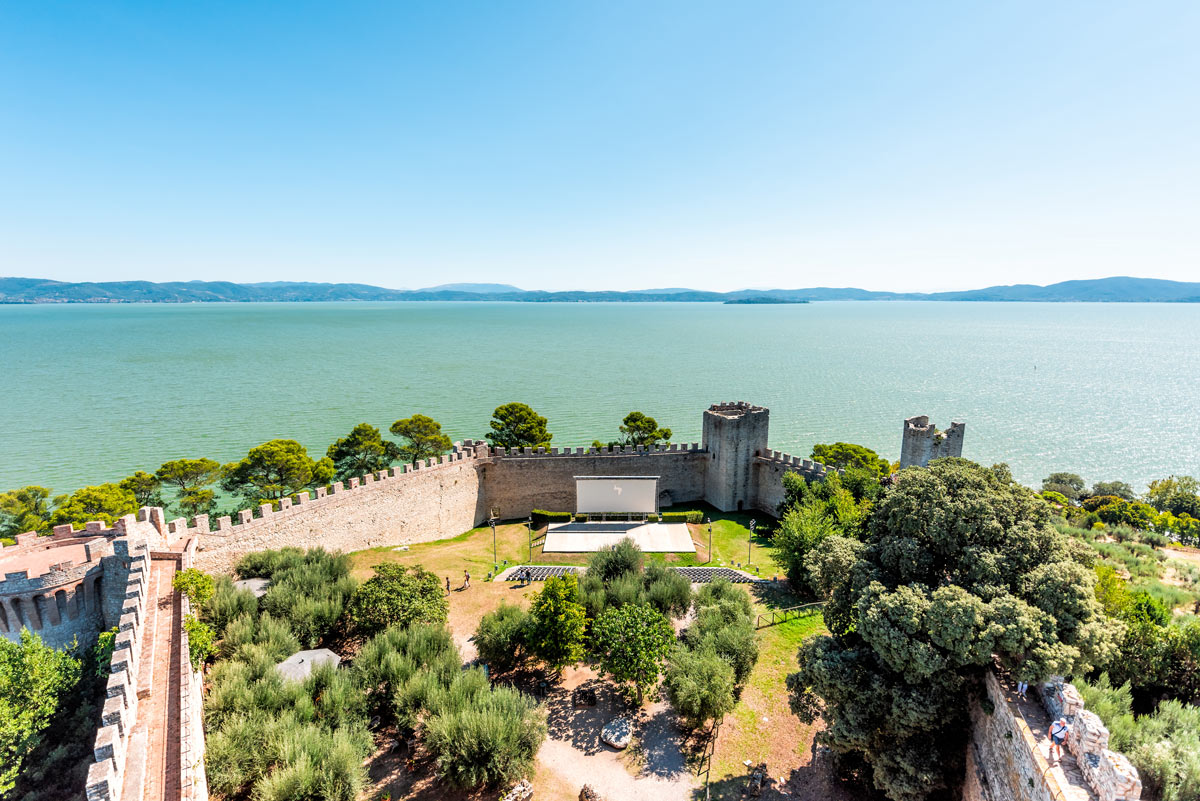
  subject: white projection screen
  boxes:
[575,476,659,514]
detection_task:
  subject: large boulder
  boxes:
[600,716,633,750]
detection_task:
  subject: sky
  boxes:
[1,2,1198,293]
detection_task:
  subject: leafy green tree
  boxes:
[326,423,401,481]
[221,440,335,504]
[1091,481,1136,502]
[486,402,552,450]
[811,442,890,479]
[474,604,531,673]
[591,603,675,703]
[156,458,222,518]
[0,630,82,794]
[118,471,164,508]
[172,567,215,607]
[787,459,1118,801]
[348,564,448,636]
[618,411,672,447]
[664,647,736,728]
[0,486,52,538]
[1146,475,1200,518]
[773,500,838,593]
[1042,471,1087,501]
[527,574,586,672]
[183,615,216,669]
[389,414,453,464]
[50,484,137,528]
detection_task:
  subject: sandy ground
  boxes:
[534,666,697,801]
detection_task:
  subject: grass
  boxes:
[703,583,827,800]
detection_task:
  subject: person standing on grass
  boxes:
[463,569,471,590]
[446,575,451,594]
[1049,717,1070,761]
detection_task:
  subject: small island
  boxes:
[723,296,810,304]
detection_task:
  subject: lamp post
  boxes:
[706,517,713,564]
[489,517,497,572]
[748,519,756,565]
[526,516,533,563]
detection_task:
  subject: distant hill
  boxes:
[417,282,523,293]
[2,276,1197,304]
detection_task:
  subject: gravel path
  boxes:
[536,667,697,801]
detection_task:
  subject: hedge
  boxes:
[531,509,573,522]
[660,511,703,524]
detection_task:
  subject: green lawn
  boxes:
[349,503,781,580]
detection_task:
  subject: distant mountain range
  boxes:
[2,276,1198,304]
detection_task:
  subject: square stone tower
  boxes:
[899,415,965,468]
[702,402,769,511]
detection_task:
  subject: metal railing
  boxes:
[755,601,824,629]
[697,716,723,801]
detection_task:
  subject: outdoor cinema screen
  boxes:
[575,476,659,514]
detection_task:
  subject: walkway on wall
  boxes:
[121,556,183,801]
[998,677,1097,801]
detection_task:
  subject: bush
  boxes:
[205,575,259,636]
[531,509,572,522]
[664,647,736,727]
[424,685,547,789]
[236,547,311,579]
[172,567,215,607]
[587,538,644,582]
[527,575,586,672]
[184,614,216,669]
[258,550,357,647]
[0,630,82,795]
[347,563,448,636]
[352,624,460,728]
[644,562,692,617]
[220,612,301,662]
[685,580,759,685]
[474,604,530,672]
[659,511,703,523]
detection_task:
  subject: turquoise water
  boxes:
[1,301,1198,495]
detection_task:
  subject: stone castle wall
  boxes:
[965,671,1141,801]
[183,401,859,575]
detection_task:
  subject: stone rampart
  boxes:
[752,450,836,514]
[478,443,709,519]
[965,671,1140,801]
[192,450,486,574]
[85,539,151,801]
[183,403,856,575]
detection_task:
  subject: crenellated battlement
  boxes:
[900,414,966,468]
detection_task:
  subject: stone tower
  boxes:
[702,402,769,511]
[899,415,965,468]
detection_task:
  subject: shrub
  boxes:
[644,562,692,617]
[531,509,572,522]
[259,550,357,647]
[352,625,459,727]
[424,685,547,789]
[348,563,448,636]
[93,627,118,677]
[687,613,758,685]
[587,537,644,582]
[205,576,259,635]
[220,613,300,662]
[172,567,215,607]
[659,511,703,523]
[0,630,82,795]
[184,614,216,669]
[236,547,310,579]
[664,647,736,727]
[474,604,530,672]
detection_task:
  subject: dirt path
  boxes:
[535,667,697,801]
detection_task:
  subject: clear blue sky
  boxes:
[1,2,1197,292]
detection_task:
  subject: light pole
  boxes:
[748,519,756,565]
[706,516,713,564]
[526,516,533,563]
[489,517,497,573]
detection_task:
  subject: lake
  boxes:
[2,301,1198,495]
